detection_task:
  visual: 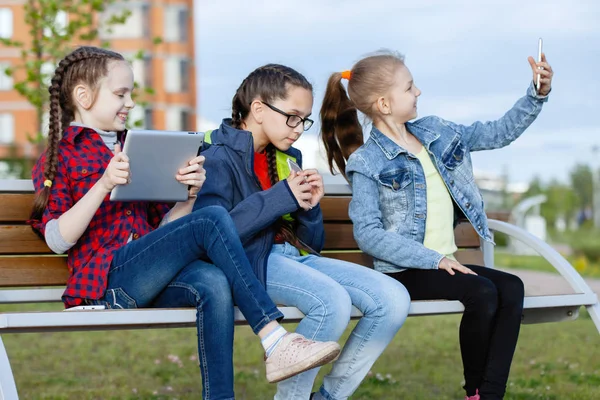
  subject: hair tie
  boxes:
[341,70,352,80]
[44,180,53,188]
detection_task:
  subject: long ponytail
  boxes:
[320,72,363,177]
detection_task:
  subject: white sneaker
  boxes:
[265,333,341,383]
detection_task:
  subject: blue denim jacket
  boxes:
[346,83,549,273]
[192,119,325,287]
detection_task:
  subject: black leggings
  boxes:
[387,265,524,400]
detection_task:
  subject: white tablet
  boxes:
[109,130,204,202]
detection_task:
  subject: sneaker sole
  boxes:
[267,343,341,384]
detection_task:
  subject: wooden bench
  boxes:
[1,179,599,399]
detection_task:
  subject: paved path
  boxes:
[497,267,600,296]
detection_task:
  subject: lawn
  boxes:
[2,303,598,399]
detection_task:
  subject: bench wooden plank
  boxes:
[0,194,34,223]
[0,257,68,287]
[0,225,54,255]
[324,222,480,250]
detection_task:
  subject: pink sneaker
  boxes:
[465,389,480,400]
[265,332,340,383]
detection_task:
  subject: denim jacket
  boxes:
[346,83,549,273]
[192,120,325,287]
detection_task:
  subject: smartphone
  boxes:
[536,38,543,91]
[63,305,106,311]
[287,158,302,174]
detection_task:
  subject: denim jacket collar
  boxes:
[370,123,441,160]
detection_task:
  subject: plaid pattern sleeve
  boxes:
[28,126,165,308]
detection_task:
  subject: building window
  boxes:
[100,5,144,39]
[180,110,190,130]
[144,56,153,88]
[0,63,13,91]
[142,4,150,38]
[164,6,188,42]
[0,114,15,144]
[144,109,153,130]
[165,57,189,93]
[0,8,13,39]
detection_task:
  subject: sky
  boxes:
[194,0,600,186]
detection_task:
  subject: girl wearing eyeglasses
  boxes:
[193,64,411,400]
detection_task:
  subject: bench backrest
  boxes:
[0,184,501,292]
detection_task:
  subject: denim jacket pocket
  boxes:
[376,168,412,218]
[441,136,474,184]
[441,136,466,170]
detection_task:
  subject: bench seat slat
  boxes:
[0,257,68,287]
[324,223,481,250]
[0,225,54,255]
[0,194,35,223]
[0,293,594,334]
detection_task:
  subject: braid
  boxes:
[30,46,125,221]
[265,145,279,186]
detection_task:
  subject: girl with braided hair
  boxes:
[194,64,411,400]
[29,46,340,399]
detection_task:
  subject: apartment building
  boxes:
[0,0,196,160]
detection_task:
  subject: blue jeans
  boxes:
[96,206,284,400]
[267,243,411,400]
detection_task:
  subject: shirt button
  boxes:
[416,213,425,219]
[415,183,425,189]
[132,233,139,240]
[466,202,471,208]
[125,210,132,216]
[450,180,455,185]
[477,225,482,230]
[81,169,88,174]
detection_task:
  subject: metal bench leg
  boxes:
[0,336,18,400]
[587,302,600,334]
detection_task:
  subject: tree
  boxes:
[0,0,155,145]
[570,164,593,209]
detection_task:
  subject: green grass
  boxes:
[1,304,599,399]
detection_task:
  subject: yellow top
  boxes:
[415,148,457,260]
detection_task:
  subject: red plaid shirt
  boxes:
[30,126,171,307]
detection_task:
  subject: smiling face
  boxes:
[384,65,422,124]
[73,60,135,132]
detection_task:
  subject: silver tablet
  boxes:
[110,130,204,202]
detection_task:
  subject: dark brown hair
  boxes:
[231,64,313,250]
[320,51,405,176]
[31,46,125,221]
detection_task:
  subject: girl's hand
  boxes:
[287,171,313,211]
[300,169,324,207]
[527,53,553,96]
[100,143,130,192]
[176,155,206,200]
[438,257,478,276]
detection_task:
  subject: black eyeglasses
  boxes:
[261,102,314,131]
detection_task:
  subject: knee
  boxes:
[499,274,525,310]
[189,267,234,311]
[465,279,498,317]
[194,205,230,223]
[307,284,352,332]
[370,278,411,326]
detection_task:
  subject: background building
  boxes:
[0,0,196,161]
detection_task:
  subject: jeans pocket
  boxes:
[104,287,138,309]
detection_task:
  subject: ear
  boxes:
[73,84,93,110]
[249,99,265,124]
[375,96,391,116]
